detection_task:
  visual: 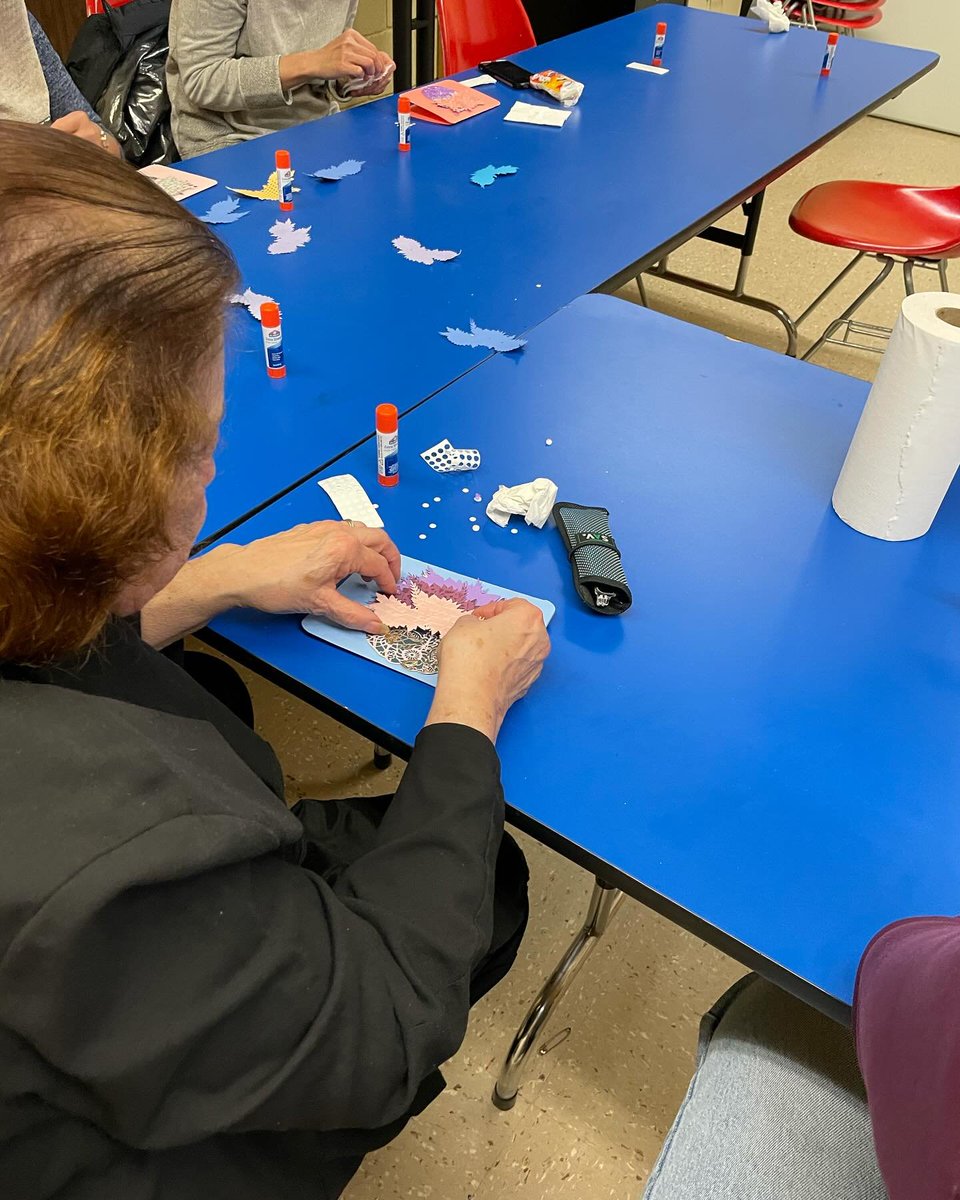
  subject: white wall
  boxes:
[862,0,960,136]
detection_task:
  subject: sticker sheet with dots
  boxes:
[420,439,481,473]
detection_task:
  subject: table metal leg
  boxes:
[492,878,625,1110]
[640,190,800,356]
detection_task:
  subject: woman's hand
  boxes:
[50,111,121,157]
[213,522,401,632]
[280,32,392,89]
[426,599,551,743]
[140,522,400,648]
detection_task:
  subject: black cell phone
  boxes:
[478,59,533,89]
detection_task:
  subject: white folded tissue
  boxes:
[749,0,790,32]
[486,478,558,529]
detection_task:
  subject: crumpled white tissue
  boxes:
[749,0,790,32]
[486,478,558,529]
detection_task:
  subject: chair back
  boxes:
[436,0,536,76]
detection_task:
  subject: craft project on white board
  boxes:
[303,556,555,684]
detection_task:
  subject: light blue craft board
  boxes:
[302,555,556,686]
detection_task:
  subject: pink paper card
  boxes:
[404,80,500,125]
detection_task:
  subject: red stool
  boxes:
[789,181,960,359]
[436,0,536,76]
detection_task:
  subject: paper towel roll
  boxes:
[833,292,960,541]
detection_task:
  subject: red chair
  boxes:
[436,0,536,77]
[789,182,960,359]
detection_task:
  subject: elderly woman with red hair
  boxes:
[0,120,548,1200]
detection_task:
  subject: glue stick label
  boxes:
[377,429,399,480]
[262,325,284,372]
[277,167,293,206]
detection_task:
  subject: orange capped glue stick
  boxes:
[398,96,412,152]
[376,404,399,486]
[652,22,667,68]
[275,148,293,210]
[260,302,285,379]
[821,32,839,77]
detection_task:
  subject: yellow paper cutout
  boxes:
[227,169,296,202]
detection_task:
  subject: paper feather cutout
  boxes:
[392,236,461,265]
[227,169,296,201]
[199,195,250,224]
[470,164,518,188]
[365,567,501,673]
[440,319,526,352]
[229,287,279,321]
[268,218,312,255]
[310,159,364,182]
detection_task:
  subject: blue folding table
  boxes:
[181,6,935,545]
[200,293,960,1101]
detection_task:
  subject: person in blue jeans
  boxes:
[0,0,120,155]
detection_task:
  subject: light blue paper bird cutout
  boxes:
[440,320,526,352]
[310,159,365,182]
[199,196,250,224]
[470,164,519,188]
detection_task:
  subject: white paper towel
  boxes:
[832,292,960,541]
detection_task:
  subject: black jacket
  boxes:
[0,619,504,1199]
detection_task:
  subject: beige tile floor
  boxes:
[208,113,960,1199]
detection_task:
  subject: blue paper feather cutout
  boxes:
[199,196,250,224]
[310,159,365,182]
[440,320,526,352]
[470,164,518,188]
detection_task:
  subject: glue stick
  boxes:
[821,32,839,77]
[376,403,399,486]
[398,96,412,152]
[260,302,285,379]
[275,149,294,210]
[652,22,667,68]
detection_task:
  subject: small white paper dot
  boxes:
[469,515,476,521]
[473,493,483,502]
[535,283,542,288]
[545,438,553,446]
[429,522,437,529]
[511,528,518,534]
[462,487,469,494]
[372,503,379,509]
[421,501,430,508]
[418,533,427,540]
[434,496,441,502]
[471,524,480,532]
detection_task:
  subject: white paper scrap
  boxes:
[627,61,669,76]
[486,478,558,529]
[317,475,384,528]
[461,73,496,87]
[503,101,572,128]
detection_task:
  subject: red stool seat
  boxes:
[814,10,883,29]
[790,181,960,259]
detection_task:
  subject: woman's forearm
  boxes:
[139,546,242,649]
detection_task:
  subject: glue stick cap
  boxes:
[376,403,398,433]
[260,301,280,328]
[275,149,290,169]
[656,21,667,33]
[398,96,411,113]
[827,30,838,43]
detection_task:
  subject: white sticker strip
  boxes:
[420,439,482,473]
[627,61,669,75]
[503,100,572,128]
[461,73,496,88]
[317,474,384,527]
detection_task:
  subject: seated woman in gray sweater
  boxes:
[167,0,395,159]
